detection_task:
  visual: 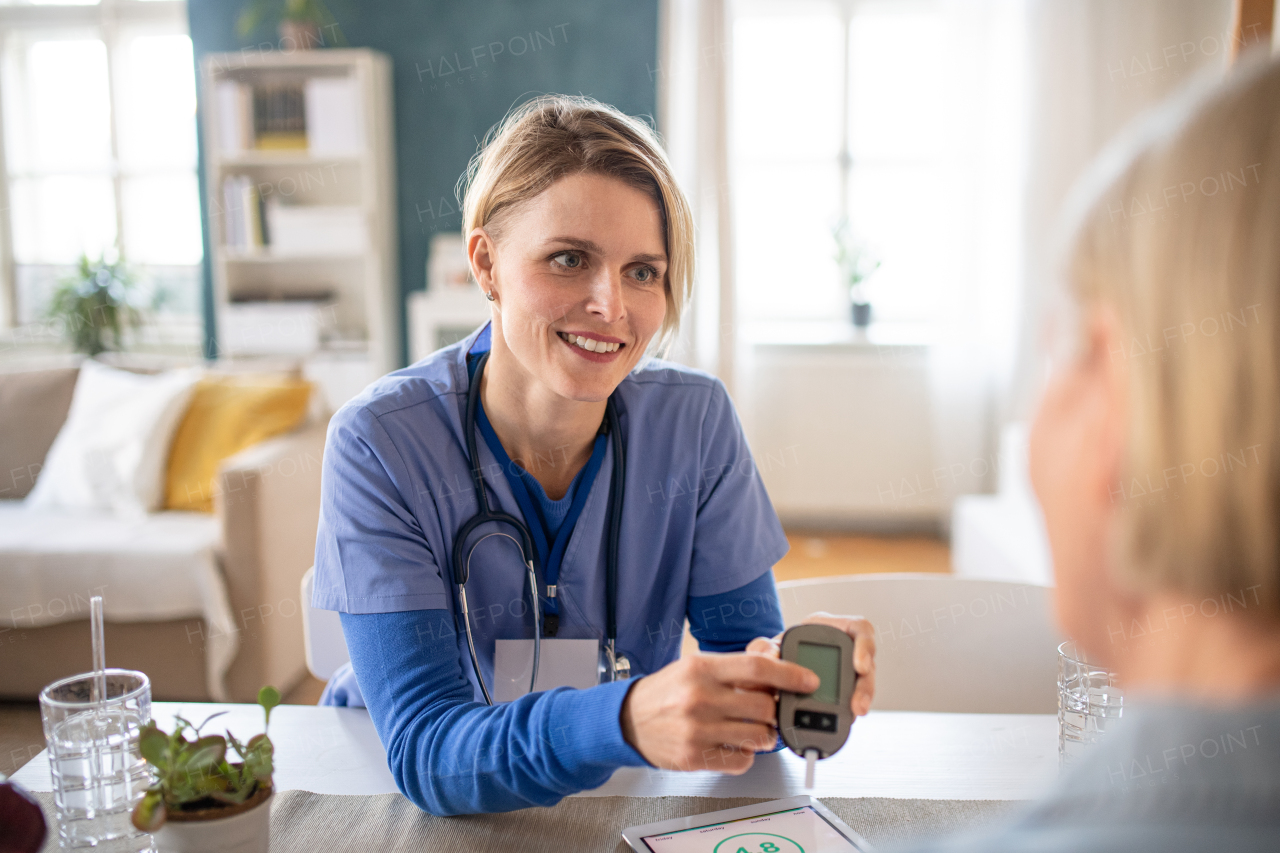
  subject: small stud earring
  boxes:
[485,291,496,302]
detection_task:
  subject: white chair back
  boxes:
[301,566,351,681]
[776,573,1061,713]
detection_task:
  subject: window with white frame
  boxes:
[0,0,202,342]
[730,0,1024,327]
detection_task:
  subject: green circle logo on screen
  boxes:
[711,833,804,853]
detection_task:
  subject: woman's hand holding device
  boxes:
[620,653,820,773]
[751,613,876,787]
[746,612,877,717]
[621,612,877,775]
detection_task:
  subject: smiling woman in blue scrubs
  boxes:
[312,95,877,815]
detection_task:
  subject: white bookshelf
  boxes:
[199,48,399,405]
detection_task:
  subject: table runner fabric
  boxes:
[34,791,1016,852]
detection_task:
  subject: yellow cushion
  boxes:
[164,375,312,512]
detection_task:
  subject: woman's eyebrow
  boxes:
[545,236,604,253]
[545,236,666,265]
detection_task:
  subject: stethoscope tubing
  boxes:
[452,350,624,705]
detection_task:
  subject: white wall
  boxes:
[739,328,944,532]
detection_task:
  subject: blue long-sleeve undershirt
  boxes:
[337,570,784,815]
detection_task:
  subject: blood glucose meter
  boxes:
[777,624,856,787]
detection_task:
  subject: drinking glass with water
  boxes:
[39,669,154,851]
[1057,640,1124,768]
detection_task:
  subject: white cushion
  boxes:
[0,503,221,627]
[25,360,199,516]
[0,502,238,700]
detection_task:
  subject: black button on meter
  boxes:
[777,623,856,786]
[794,710,838,732]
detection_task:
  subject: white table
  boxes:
[12,703,1059,802]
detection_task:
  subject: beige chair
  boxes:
[300,566,350,681]
[776,573,1061,713]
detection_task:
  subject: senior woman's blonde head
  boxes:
[1063,56,1280,617]
[458,95,693,355]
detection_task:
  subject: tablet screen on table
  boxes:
[623,797,871,853]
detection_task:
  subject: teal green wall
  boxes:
[188,0,660,364]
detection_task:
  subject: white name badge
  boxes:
[492,638,600,703]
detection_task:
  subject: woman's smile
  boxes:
[557,330,625,362]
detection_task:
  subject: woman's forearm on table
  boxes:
[340,610,647,815]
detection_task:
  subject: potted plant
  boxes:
[46,253,142,355]
[131,687,281,853]
[832,218,881,328]
[237,0,346,49]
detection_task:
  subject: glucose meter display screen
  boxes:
[796,642,840,704]
[642,806,860,853]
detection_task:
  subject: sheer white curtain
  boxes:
[657,0,739,392]
[936,0,1249,507]
[659,0,1030,511]
[1011,0,1236,418]
[914,0,1030,509]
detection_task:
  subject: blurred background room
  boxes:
[0,0,1275,785]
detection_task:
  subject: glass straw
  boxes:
[90,595,106,704]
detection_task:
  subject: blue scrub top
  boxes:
[469,331,609,626]
[312,323,789,702]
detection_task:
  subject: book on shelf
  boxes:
[305,77,363,155]
[254,83,307,150]
[265,202,367,255]
[216,77,364,156]
[221,174,268,251]
[215,81,254,152]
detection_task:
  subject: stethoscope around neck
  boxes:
[451,350,630,706]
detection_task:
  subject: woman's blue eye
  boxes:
[633,266,658,283]
[552,252,581,269]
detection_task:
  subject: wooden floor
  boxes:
[772,533,950,583]
[0,533,949,776]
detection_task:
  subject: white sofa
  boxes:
[951,423,1054,586]
[0,364,326,702]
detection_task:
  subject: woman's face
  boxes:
[1028,306,1130,665]
[469,171,669,403]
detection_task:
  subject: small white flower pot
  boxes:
[152,790,272,853]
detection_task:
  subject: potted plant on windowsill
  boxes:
[131,687,280,853]
[832,218,881,328]
[46,252,142,356]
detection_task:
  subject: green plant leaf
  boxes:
[194,711,228,736]
[210,785,253,805]
[139,725,169,768]
[226,731,247,761]
[258,685,281,726]
[131,790,166,832]
[191,767,230,795]
[244,734,275,781]
[186,736,227,771]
